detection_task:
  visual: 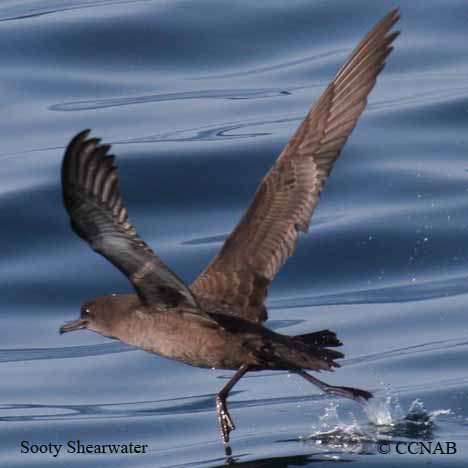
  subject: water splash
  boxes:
[364,387,452,438]
[302,388,451,454]
[301,402,368,454]
[363,386,405,426]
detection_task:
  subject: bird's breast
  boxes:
[114,309,244,369]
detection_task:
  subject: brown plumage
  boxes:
[192,9,399,323]
[60,9,399,446]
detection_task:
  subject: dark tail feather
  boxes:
[294,329,342,348]
[254,329,344,371]
[317,347,344,363]
[293,329,344,370]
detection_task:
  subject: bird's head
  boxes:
[59,294,137,337]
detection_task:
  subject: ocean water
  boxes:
[1,0,467,466]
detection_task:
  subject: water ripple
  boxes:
[270,274,468,309]
[192,49,344,81]
[50,88,296,112]
[0,0,153,22]
[0,342,132,364]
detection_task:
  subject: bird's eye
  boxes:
[81,307,93,318]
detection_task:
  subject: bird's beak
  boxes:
[59,318,88,334]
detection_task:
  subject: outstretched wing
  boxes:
[191,9,400,322]
[62,130,198,309]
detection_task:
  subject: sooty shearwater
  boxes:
[60,9,399,445]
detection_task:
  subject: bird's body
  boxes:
[79,294,342,371]
[59,9,400,446]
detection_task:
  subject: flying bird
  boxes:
[60,9,399,445]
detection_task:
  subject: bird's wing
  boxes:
[62,130,199,309]
[191,9,400,322]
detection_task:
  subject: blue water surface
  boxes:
[1,0,467,466]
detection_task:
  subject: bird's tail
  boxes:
[293,329,342,348]
[253,329,344,371]
[292,329,344,370]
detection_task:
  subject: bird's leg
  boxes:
[295,369,373,402]
[216,364,250,444]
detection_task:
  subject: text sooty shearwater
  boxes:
[60,9,399,447]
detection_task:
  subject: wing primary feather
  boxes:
[62,130,200,311]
